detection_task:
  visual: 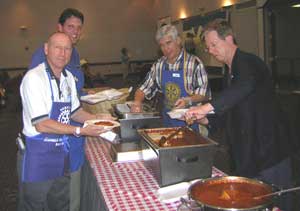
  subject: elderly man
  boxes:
[132,24,210,131]
[19,32,111,211]
[28,8,88,211]
[185,19,293,210]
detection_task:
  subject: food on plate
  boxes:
[84,119,120,130]
[94,121,115,127]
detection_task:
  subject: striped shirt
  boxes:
[139,50,211,100]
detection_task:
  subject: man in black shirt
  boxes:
[185,19,293,210]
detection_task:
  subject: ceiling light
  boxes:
[289,0,300,7]
[291,3,300,7]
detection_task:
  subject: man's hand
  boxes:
[132,89,145,112]
[80,124,107,137]
[185,103,214,121]
[185,106,207,120]
[174,98,187,109]
[183,114,208,125]
[130,101,142,113]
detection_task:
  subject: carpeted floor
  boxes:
[0,94,21,211]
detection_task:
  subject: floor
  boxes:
[0,93,21,211]
[0,75,299,210]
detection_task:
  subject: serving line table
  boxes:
[81,137,226,211]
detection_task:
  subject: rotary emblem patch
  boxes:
[58,106,71,124]
[165,82,181,109]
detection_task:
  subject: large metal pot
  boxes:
[187,176,276,211]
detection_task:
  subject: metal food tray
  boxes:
[138,127,218,187]
[138,127,214,149]
[114,103,159,119]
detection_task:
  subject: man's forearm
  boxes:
[134,89,145,103]
[189,94,209,104]
[71,108,96,123]
[35,119,76,135]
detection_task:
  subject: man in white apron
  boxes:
[19,32,112,210]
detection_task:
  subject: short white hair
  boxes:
[155,24,179,43]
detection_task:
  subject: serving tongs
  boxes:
[159,117,195,147]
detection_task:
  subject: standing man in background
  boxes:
[120,47,131,79]
[131,24,210,131]
[29,8,86,211]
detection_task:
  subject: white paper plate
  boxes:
[80,94,107,104]
[167,109,188,119]
[95,89,123,100]
[84,119,120,130]
[168,108,215,119]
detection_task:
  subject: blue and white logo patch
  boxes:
[58,106,71,124]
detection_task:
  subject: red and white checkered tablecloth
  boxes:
[85,137,226,211]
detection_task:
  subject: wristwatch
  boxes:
[74,127,81,137]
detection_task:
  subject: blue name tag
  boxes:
[172,73,180,78]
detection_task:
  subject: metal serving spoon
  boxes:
[253,186,300,200]
[159,117,195,147]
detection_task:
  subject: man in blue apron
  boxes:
[131,24,210,131]
[19,32,111,211]
[28,8,88,211]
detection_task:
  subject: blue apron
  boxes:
[22,70,71,182]
[161,52,199,131]
[68,51,85,172]
[68,126,84,172]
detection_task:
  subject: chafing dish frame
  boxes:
[138,127,218,187]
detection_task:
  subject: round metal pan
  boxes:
[188,176,275,211]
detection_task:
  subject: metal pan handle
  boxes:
[176,156,199,163]
[177,197,203,211]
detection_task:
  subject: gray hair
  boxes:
[155,24,179,43]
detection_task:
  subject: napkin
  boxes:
[157,182,190,203]
[167,109,188,119]
[100,131,120,144]
[157,179,201,203]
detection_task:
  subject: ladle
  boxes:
[253,186,300,200]
[159,126,187,147]
[159,117,195,147]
